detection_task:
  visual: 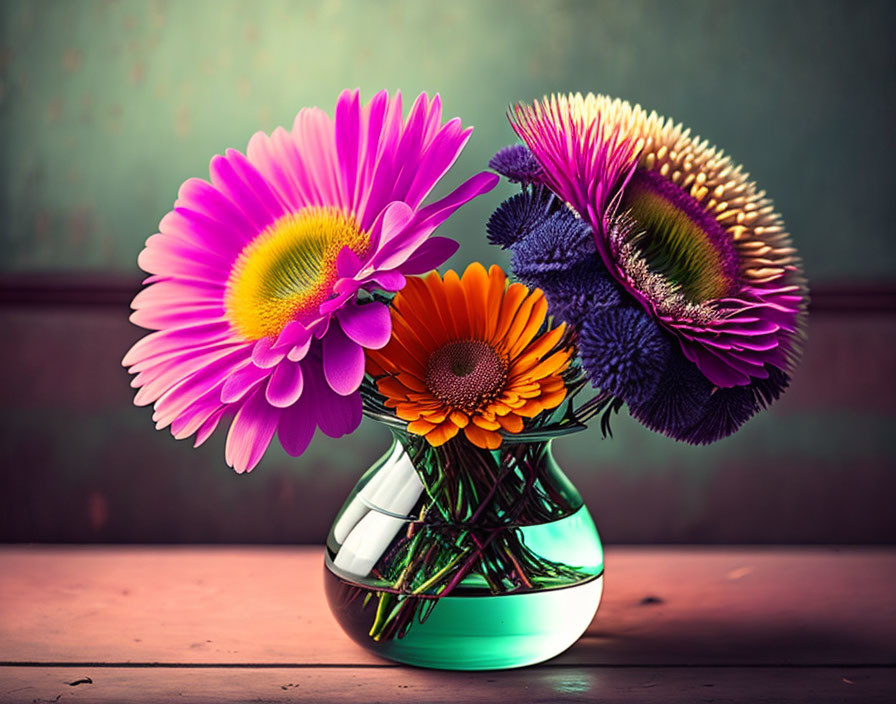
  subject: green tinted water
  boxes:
[325,505,604,670]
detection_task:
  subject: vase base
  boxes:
[324,566,603,670]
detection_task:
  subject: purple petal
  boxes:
[266,360,304,408]
[336,300,391,350]
[224,388,280,473]
[322,323,365,396]
[277,393,315,457]
[314,374,363,439]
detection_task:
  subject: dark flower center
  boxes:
[425,340,508,412]
[622,168,739,304]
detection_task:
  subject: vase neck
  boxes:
[388,431,583,526]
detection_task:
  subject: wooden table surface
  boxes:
[0,546,894,703]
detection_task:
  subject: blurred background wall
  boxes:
[1,0,894,544]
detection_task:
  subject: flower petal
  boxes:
[336,300,392,350]
[266,360,305,408]
[224,388,280,473]
[322,323,366,395]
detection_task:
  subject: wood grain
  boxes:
[1,666,894,703]
[1,547,894,667]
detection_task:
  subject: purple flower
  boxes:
[488,144,543,184]
[492,92,808,442]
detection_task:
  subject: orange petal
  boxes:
[497,413,524,433]
[396,372,427,393]
[484,265,507,339]
[426,420,460,447]
[471,414,501,431]
[539,387,567,409]
[377,376,412,400]
[511,324,566,368]
[420,408,451,424]
[511,350,570,382]
[461,262,490,340]
[485,401,514,417]
[515,399,546,418]
[407,418,438,435]
[464,423,502,449]
[395,405,425,421]
[504,290,547,357]
[442,269,470,339]
[449,410,469,428]
[492,282,529,346]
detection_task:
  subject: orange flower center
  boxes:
[425,340,508,413]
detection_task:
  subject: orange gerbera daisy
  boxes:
[366,263,572,449]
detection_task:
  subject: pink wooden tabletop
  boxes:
[1,546,894,702]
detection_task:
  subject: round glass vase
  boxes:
[324,429,604,670]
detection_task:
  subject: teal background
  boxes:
[0,0,894,544]
[1,0,895,280]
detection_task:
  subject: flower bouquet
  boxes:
[124,89,806,670]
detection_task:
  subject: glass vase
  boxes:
[323,429,604,670]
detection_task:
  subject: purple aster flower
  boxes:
[520,259,623,327]
[577,306,671,406]
[488,144,544,184]
[486,187,554,248]
[509,207,596,277]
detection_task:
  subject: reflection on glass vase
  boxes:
[324,429,603,670]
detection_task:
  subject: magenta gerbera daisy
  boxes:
[123,89,498,472]
[490,93,808,443]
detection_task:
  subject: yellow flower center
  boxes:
[225,208,370,340]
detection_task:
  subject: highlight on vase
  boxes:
[122,89,498,472]
[489,92,809,443]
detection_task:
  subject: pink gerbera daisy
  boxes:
[123,89,498,472]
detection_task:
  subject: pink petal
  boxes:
[396,236,459,275]
[335,246,363,278]
[322,323,365,396]
[224,388,280,473]
[221,363,270,404]
[363,270,406,291]
[335,88,361,212]
[194,407,227,448]
[252,336,287,368]
[287,337,312,362]
[209,150,284,231]
[369,200,415,252]
[405,120,472,207]
[266,360,304,408]
[336,300,391,350]
[371,171,498,270]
